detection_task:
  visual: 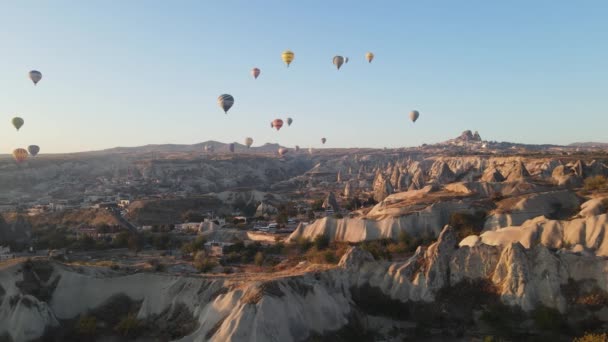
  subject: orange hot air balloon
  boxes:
[12,148,28,163]
[252,68,261,79]
[272,119,284,131]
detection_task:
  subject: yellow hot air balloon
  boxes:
[366,52,374,63]
[12,148,28,163]
[282,50,295,67]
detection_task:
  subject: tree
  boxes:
[254,251,264,266]
[114,231,130,248]
[307,210,315,221]
[584,175,607,191]
[276,212,288,225]
[153,233,170,250]
[76,315,97,336]
[194,251,216,272]
[128,234,143,256]
[311,198,324,211]
[313,234,330,250]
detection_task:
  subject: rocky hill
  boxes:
[2,224,608,341]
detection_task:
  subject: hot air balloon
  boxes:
[295,145,300,152]
[12,148,28,163]
[409,110,420,123]
[278,147,288,156]
[12,117,24,131]
[272,119,284,131]
[282,50,295,67]
[366,52,374,63]
[204,144,215,153]
[287,117,293,126]
[321,137,327,144]
[252,68,261,79]
[218,94,234,114]
[28,145,40,157]
[229,143,235,153]
[245,137,253,148]
[345,57,349,64]
[333,56,345,70]
[29,70,42,85]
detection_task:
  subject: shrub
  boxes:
[114,313,140,338]
[531,305,565,331]
[76,315,97,336]
[323,250,337,264]
[584,175,607,191]
[296,237,313,252]
[254,251,264,266]
[194,251,216,273]
[574,333,608,342]
[313,234,330,250]
[449,211,486,240]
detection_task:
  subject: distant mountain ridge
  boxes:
[92,141,286,154]
[569,142,608,148]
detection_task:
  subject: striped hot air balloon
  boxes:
[282,50,295,67]
[272,119,284,131]
[12,148,28,163]
[218,94,234,114]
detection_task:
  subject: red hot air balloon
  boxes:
[252,68,261,79]
[272,119,284,131]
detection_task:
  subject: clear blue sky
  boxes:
[1,0,607,153]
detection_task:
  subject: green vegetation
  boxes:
[574,333,608,342]
[254,251,264,266]
[114,313,141,338]
[76,315,97,336]
[193,251,216,273]
[311,198,324,211]
[584,175,607,191]
[180,236,207,255]
[449,211,486,240]
[313,234,330,250]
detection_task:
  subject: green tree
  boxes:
[584,175,607,191]
[313,234,330,250]
[114,313,140,338]
[128,234,144,256]
[254,251,264,266]
[76,315,97,336]
[153,233,170,250]
[114,231,130,248]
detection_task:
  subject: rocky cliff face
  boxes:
[4,223,608,341]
